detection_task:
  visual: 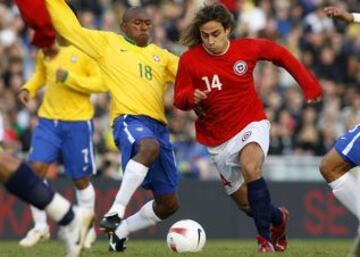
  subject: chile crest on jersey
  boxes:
[233,60,247,76]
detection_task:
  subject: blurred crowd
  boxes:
[0,0,359,180]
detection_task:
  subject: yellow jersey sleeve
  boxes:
[46,0,109,60]
[163,49,179,83]
[65,59,107,94]
[22,51,46,98]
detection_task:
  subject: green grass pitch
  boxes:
[0,239,352,257]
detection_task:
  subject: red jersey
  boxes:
[174,38,322,147]
[14,0,55,47]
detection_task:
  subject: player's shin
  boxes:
[106,159,149,218]
[247,177,272,241]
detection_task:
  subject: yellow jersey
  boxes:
[46,0,178,124]
[22,45,104,121]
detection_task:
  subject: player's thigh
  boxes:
[29,118,61,164]
[113,116,157,170]
[144,144,178,198]
[61,121,96,180]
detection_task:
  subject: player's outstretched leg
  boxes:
[19,184,50,247]
[0,154,94,257]
[99,159,149,232]
[74,180,97,249]
[100,137,158,234]
[110,195,178,252]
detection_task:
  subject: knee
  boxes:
[30,162,48,178]
[319,155,335,182]
[241,161,261,181]
[163,199,179,218]
[155,199,179,219]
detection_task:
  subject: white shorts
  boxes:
[207,120,270,195]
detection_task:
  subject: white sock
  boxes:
[44,193,72,222]
[30,205,48,230]
[76,183,95,210]
[329,172,359,219]
[115,200,161,239]
[107,159,149,218]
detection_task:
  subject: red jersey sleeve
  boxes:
[253,39,322,100]
[14,0,55,47]
[174,55,195,111]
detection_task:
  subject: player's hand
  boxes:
[307,96,322,104]
[18,89,30,106]
[194,89,209,104]
[56,68,69,83]
[324,6,354,23]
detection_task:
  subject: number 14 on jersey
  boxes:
[201,75,223,92]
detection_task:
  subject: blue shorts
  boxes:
[334,124,360,167]
[29,118,96,179]
[113,115,178,197]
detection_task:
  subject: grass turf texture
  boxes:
[0,239,352,257]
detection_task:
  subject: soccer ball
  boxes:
[166,219,206,253]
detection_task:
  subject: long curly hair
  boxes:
[180,4,236,48]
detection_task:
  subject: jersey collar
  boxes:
[124,35,148,47]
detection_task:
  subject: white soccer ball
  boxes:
[166,219,206,253]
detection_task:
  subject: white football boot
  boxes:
[19,226,50,247]
[59,206,94,257]
[83,226,96,249]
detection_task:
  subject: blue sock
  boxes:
[271,206,283,226]
[247,178,271,241]
[244,205,283,226]
[4,162,54,209]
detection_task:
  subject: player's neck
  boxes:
[202,40,230,56]
[124,35,148,47]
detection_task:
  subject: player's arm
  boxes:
[174,57,196,111]
[324,6,358,23]
[45,0,108,60]
[164,50,179,82]
[254,39,322,101]
[57,62,106,94]
[19,52,46,105]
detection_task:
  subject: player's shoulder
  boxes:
[148,43,178,59]
[231,38,265,45]
[230,38,276,53]
[180,45,203,60]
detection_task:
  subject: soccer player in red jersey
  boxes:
[174,4,322,252]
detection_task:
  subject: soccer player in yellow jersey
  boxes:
[45,1,179,252]
[17,35,104,249]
